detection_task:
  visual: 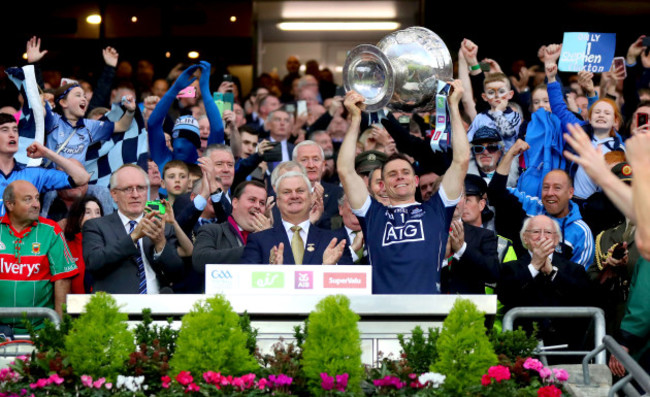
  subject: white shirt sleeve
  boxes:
[439,185,461,207]
[193,195,207,211]
[351,195,372,217]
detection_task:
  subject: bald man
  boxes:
[0,180,78,333]
[488,139,594,268]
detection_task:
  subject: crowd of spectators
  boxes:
[1,33,650,376]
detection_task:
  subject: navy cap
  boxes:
[471,126,502,144]
[464,174,488,197]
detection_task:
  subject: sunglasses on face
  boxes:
[472,144,501,154]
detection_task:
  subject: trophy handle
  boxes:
[343,44,395,112]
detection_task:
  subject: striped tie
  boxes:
[128,220,148,294]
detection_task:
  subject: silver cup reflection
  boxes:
[343,27,452,112]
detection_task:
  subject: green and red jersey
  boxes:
[0,216,78,332]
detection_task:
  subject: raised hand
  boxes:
[544,44,563,64]
[577,70,596,97]
[563,123,609,181]
[198,60,212,86]
[507,139,530,157]
[461,39,479,65]
[173,64,200,90]
[343,91,366,118]
[481,58,503,75]
[102,46,119,67]
[626,35,647,64]
[121,95,136,112]
[269,243,284,265]
[26,36,48,63]
[510,66,531,93]
[323,237,346,265]
[448,79,464,106]
[26,141,50,159]
[449,219,465,254]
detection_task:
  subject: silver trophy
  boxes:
[343,26,453,112]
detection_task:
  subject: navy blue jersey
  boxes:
[353,187,458,294]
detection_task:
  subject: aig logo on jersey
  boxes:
[382,219,425,246]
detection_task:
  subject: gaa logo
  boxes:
[382,220,425,246]
[211,270,233,280]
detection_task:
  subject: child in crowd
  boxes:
[467,73,523,151]
[43,83,136,164]
[544,44,625,201]
[161,160,190,205]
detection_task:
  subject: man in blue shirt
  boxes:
[0,113,90,215]
[337,82,470,294]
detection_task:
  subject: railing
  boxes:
[0,307,60,330]
[502,306,606,365]
[582,335,650,396]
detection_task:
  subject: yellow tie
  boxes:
[291,225,304,265]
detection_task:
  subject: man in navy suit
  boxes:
[292,140,342,230]
[241,171,351,265]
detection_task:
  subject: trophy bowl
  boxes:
[343,26,453,112]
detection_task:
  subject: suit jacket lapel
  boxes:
[275,224,295,264]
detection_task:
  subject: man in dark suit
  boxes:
[193,181,269,271]
[292,140,342,230]
[497,215,592,355]
[332,193,368,264]
[241,171,351,265]
[83,164,184,293]
[265,109,295,173]
[442,175,499,294]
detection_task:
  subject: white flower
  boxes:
[116,375,145,392]
[418,372,446,388]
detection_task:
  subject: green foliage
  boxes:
[25,307,73,354]
[398,326,440,374]
[239,311,259,356]
[490,325,539,361]
[126,309,179,390]
[169,294,258,376]
[432,298,497,394]
[63,292,134,382]
[301,295,363,396]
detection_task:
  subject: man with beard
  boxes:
[467,126,519,187]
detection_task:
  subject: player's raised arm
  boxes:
[440,80,470,200]
[337,91,370,210]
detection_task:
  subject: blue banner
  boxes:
[558,32,616,72]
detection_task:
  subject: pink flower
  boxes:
[373,375,405,389]
[161,375,172,389]
[186,382,200,393]
[48,374,64,385]
[538,385,562,397]
[335,373,349,392]
[524,358,544,372]
[80,375,93,388]
[203,371,221,385]
[539,367,552,379]
[232,377,245,390]
[105,383,112,390]
[176,371,194,386]
[320,373,335,390]
[93,378,106,389]
[553,368,569,382]
[487,365,511,382]
[257,378,269,390]
[481,374,492,386]
[241,373,256,389]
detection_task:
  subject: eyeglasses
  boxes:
[472,144,502,154]
[525,229,556,237]
[113,185,147,194]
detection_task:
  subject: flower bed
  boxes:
[0,294,571,396]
